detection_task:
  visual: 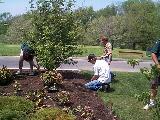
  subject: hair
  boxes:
[100,35,108,41]
[88,54,96,61]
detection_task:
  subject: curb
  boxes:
[8,67,81,71]
[1,56,152,62]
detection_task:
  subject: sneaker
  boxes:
[98,84,110,92]
[15,70,22,75]
[143,103,155,110]
[29,72,35,76]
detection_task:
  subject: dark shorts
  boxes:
[23,53,34,61]
[151,76,160,89]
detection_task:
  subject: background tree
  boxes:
[74,7,95,31]
[95,4,117,18]
[0,12,12,42]
[5,14,32,44]
[85,15,125,47]
[23,0,83,70]
[122,0,160,50]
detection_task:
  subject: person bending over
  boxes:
[16,42,39,76]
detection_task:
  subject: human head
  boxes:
[100,36,108,45]
[88,54,97,64]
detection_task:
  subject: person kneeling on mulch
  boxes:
[85,54,111,91]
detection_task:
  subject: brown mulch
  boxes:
[0,70,118,120]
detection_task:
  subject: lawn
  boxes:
[0,69,159,119]
[79,46,150,59]
[0,43,150,60]
[0,43,20,56]
[98,72,159,120]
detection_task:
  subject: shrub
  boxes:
[0,65,13,85]
[134,92,150,104]
[74,105,94,120]
[23,0,83,70]
[26,89,46,107]
[127,59,139,68]
[30,108,75,120]
[0,96,34,120]
[140,64,160,81]
[56,91,71,105]
[40,70,63,87]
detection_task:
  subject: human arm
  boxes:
[101,42,112,57]
[151,42,160,68]
[91,65,99,80]
[152,53,159,65]
[151,53,160,68]
[91,75,99,81]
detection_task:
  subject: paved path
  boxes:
[0,56,153,72]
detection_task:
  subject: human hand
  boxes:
[101,56,105,59]
[157,64,160,69]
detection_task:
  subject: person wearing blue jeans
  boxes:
[85,54,111,91]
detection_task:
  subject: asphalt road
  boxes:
[0,56,153,72]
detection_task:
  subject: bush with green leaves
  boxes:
[134,92,150,104]
[23,0,83,70]
[26,89,46,107]
[0,96,34,120]
[73,105,94,120]
[0,65,13,85]
[56,91,71,105]
[30,108,75,120]
[140,64,160,81]
[40,70,63,87]
[127,59,139,68]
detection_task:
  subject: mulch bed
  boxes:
[0,70,118,120]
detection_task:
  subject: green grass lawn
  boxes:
[0,43,20,56]
[81,71,159,120]
[78,46,151,60]
[0,43,151,60]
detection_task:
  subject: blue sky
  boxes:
[0,0,125,16]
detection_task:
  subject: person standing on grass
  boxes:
[144,41,160,110]
[100,35,116,79]
[100,36,112,65]
[16,42,40,76]
[85,54,111,91]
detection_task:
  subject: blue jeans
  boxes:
[85,80,102,91]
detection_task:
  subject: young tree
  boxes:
[24,0,83,70]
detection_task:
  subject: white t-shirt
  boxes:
[93,60,111,83]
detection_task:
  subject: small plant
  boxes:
[26,89,46,107]
[0,65,13,85]
[134,92,150,104]
[13,81,22,96]
[127,59,139,68]
[40,70,63,87]
[56,91,71,105]
[140,64,160,81]
[153,99,160,120]
[74,105,94,120]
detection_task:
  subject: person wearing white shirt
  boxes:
[85,54,111,91]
